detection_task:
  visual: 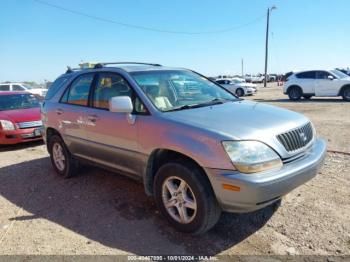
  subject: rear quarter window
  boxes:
[45,76,70,100]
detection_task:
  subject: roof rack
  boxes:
[93,62,162,69]
[65,66,81,74]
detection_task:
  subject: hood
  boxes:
[164,100,309,142]
[0,107,41,123]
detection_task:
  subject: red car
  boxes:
[0,92,43,145]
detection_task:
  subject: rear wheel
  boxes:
[342,87,350,101]
[236,88,244,97]
[288,86,302,100]
[154,161,221,234]
[48,135,78,178]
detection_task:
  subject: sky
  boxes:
[0,0,349,82]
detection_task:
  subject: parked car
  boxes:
[0,92,43,144]
[269,74,278,82]
[42,62,326,234]
[284,69,350,101]
[0,82,48,98]
[215,78,257,97]
[251,74,265,83]
[244,74,252,83]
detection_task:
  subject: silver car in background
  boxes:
[42,62,326,234]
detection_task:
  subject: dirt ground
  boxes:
[0,86,349,256]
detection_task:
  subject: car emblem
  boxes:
[299,132,307,142]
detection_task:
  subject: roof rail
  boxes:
[93,62,162,69]
[65,66,81,74]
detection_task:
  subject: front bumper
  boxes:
[245,88,257,95]
[205,138,327,213]
[0,127,43,145]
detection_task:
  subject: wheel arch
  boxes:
[338,84,350,96]
[45,127,63,151]
[143,148,213,196]
[286,84,302,94]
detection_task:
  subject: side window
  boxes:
[13,85,25,91]
[93,73,147,113]
[316,71,331,80]
[93,73,132,109]
[0,85,10,91]
[296,71,316,79]
[62,74,94,106]
[216,80,225,84]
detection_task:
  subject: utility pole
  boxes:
[241,58,244,77]
[264,6,276,87]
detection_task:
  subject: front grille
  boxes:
[17,120,42,129]
[277,122,313,152]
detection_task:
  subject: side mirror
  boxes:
[328,75,334,80]
[109,96,133,113]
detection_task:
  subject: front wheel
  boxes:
[154,161,221,234]
[235,88,244,97]
[342,87,350,101]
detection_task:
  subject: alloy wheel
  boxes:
[162,176,197,224]
[52,143,66,171]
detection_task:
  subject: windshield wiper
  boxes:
[165,98,234,112]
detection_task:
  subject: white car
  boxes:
[0,83,48,98]
[216,78,258,97]
[251,74,265,83]
[283,70,350,101]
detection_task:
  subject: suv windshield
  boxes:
[0,93,40,111]
[331,70,350,79]
[131,70,238,112]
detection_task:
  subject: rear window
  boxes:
[60,74,94,106]
[296,71,316,79]
[45,76,70,100]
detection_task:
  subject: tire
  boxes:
[342,87,350,101]
[288,86,302,100]
[235,88,244,97]
[154,161,221,235]
[48,135,78,178]
[303,95,312,100]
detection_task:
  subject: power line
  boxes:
[33,0,265,35]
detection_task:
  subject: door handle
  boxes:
[55,109,64,115]
[87,114,99,122]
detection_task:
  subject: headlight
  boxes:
[222,141,282,174]
[0,120,15,131]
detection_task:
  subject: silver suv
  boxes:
[42,62,327,234]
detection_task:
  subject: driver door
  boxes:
[82,72,146,177]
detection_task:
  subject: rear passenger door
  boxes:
[57,73,95,157]
[82,72,146,176]
[295,71,316,94]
